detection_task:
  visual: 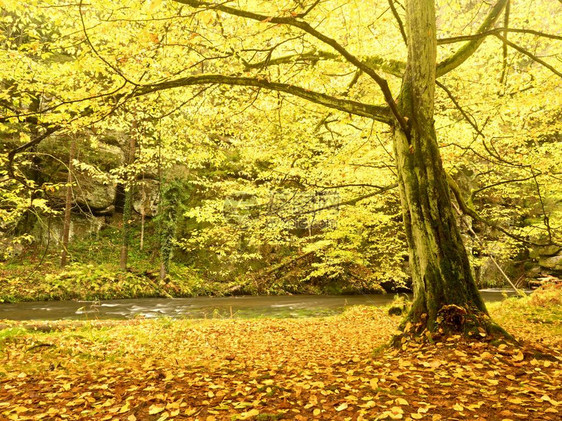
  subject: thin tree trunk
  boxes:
[140,184,146,251]
[120,130,137,271]
[393,0,494,335]
[60,138,76,268]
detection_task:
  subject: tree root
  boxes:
[390,304,518,348]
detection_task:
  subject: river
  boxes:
[0,289,524,321]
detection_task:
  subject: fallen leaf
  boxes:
[335,403,349,412]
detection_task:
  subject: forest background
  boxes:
[0,0,561,303]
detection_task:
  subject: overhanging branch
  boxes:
[135,74,392,123]
[174,0,409,134]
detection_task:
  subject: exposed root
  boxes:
[390,304,518,349]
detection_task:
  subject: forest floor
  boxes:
[0,285,560,421]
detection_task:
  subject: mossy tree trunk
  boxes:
[60,138,76,268]
[158,181,182,281]
[120,130,137,272]
[393,0,491,334]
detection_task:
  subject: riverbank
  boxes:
[0,259,392,303]
[1,286,560,420]
[0,265,386,304]
[1,224,394,303]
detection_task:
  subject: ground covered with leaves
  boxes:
[0,286,561,420]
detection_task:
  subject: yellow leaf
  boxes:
[453,403,464,411]
[19,132,31,143]
[429,360,442,369]
[335,403,348,412]
[240,409,260,419]
[389,408,403,419]
[148,405,165,415]
[411,414,423,420]
[480,351,494,360]
[313,408,321,416]
[395,398,409,406]
[149,0,163,11]
[513,352,524,362]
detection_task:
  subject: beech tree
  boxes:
[2,0,560,334]
[130,0,518,336]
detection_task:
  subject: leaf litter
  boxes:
[0,293,560,420]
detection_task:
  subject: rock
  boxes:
[74,172,117,210]
[49,170,116,211]
[133,179,160,217]
[0,237,25,260]
[388,305,404,316]
[477,257,505,286]
[529,245,562,259]
[539,254,562,271]
[34,215,106,245]
[524,265,542,278]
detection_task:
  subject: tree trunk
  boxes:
[159,187,177,281]
[120,131,137,271]
[140,183,146,251]
[60,138,76,268]
[393,0,492,335]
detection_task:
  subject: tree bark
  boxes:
[61,138,76,268]
[393,0,490,334]
[120,129,137,271]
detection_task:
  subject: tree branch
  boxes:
[470,175,536,200]
[241,50,339,70]
[437,0,509,77]
[447,173,557,247]
[494,34,562,78]
[135,74,392,123]
[242,49,406,78]
[295,183,398,215]
[174,0,409,134]
[437,27,562,44]
[499,0,510,84]
[6,126,62,188]
[388,0,407,46]
[436,80,484,137]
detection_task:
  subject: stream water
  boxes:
[0,289,523,321]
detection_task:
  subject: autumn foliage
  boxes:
[1,286,561,420]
